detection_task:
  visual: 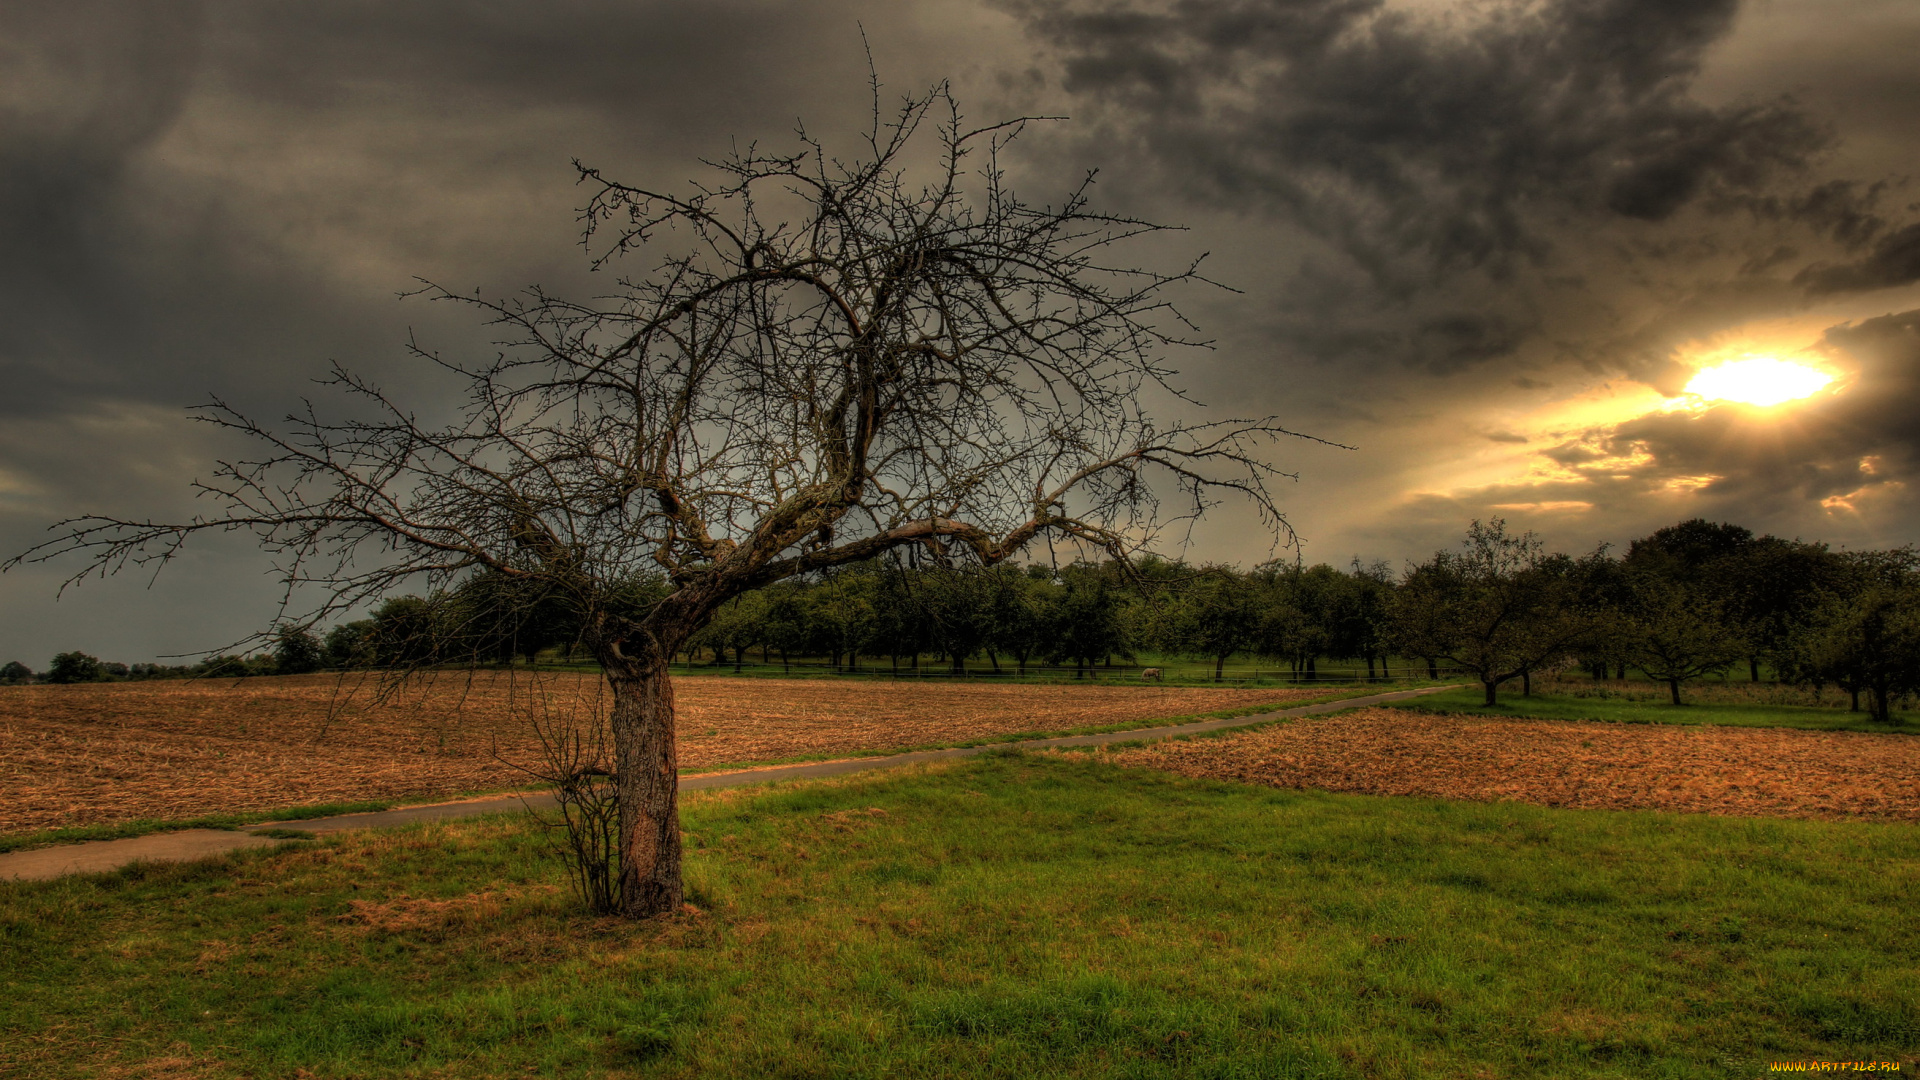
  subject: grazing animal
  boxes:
[1140,668,1163,681]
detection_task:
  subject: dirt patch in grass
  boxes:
[0,672,1331,834]
[1095,707,1920,821]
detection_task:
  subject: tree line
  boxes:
[12,516,1911,720]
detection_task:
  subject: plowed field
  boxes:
[1096,707,1920,821]
[0,673,1333,834]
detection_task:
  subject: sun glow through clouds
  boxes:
[1683,355,1833,407]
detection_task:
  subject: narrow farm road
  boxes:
[0,685,1454,881]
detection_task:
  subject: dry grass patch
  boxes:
[0,672,1329,834]
[1094,706,1920,821]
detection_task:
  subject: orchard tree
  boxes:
[1623,578,1746,705]
[7,87,1306,918]
[1389,520,1598,705]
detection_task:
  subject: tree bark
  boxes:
[1749,657,1761,683]
[1667,678,1682,706]
[1482,678,1498,706]
[1426,657,1438,680]
[1521,668,1531,697]
[606,654,684,919]
[1214,654,1226,682]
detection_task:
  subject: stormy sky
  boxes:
[3,0,1918,663]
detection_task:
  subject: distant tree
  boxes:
[46,651,105,684]
[809,571,878,671]
[367,595,448,669]
[692,590,769,670]
[0,661,32,684]
[1389,520,1598,706]
[1327,559,1394,679]
[1047,564,1126,677]
[1789,550,1920,724]
[1166,566,1260,681]
[986,564,1054,675]
[1624,578,1747,705]
[272,625,325,675]
[324,621,375,668]
[196,654,251,678]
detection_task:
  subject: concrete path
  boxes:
[0,684,1451,882]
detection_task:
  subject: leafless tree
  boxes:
[9,85,1315,917]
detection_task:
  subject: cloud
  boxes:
[997,0,1916,392]
[1795,222,1920,295]
[1435,307,1920,543]
[1002,0,1843,273]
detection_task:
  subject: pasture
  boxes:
[1384,676,1919,733]
[3,754,1914,1078]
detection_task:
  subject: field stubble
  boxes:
[1097,706,1920,821]
[0,672,1333,835]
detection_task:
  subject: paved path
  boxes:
[0,685,1450,882]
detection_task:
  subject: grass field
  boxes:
[3,753,1914,1078]
[0,673,1355,838]
[1383,678,1916,733]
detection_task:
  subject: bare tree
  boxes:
[8,85,1312,917]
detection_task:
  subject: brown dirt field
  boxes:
[0,672,1332,835]
[1094,707,1920,821]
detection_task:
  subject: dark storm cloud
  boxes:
[1795,223,1920,296]
[997,0,1915,385]
[1003,0,1847,275]
[0,0,205,402]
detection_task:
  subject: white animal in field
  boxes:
[1140,668,1163,681]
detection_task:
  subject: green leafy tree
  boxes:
[1,660,34,684]
[1047,564,1126,677]
[272,626,325,675]
[1389,520,1598,706]
[324,621,375,668]
[1790,550,1920,723]
[46,651,105,684]
[1624,578,1747,705]
[1166,566,1260,681]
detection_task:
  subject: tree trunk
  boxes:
[1426,657,1438,680]
[1214,654,1226,682]
[733,647,744,673]
[1749,657,1761,683]
[1522,669,1531,697]
[1482,679,1498,706]
[1849,687,1861,712]
[1615,661,1627,680]
[1305,656,1317,681]
[606,655,684,919]
[1667,678,1682,706]
[1870,681,1892,723]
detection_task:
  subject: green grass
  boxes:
[4,754,1914,1078]
[1381,683,1917,733]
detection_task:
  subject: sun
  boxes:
[1683,355,1833,407]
